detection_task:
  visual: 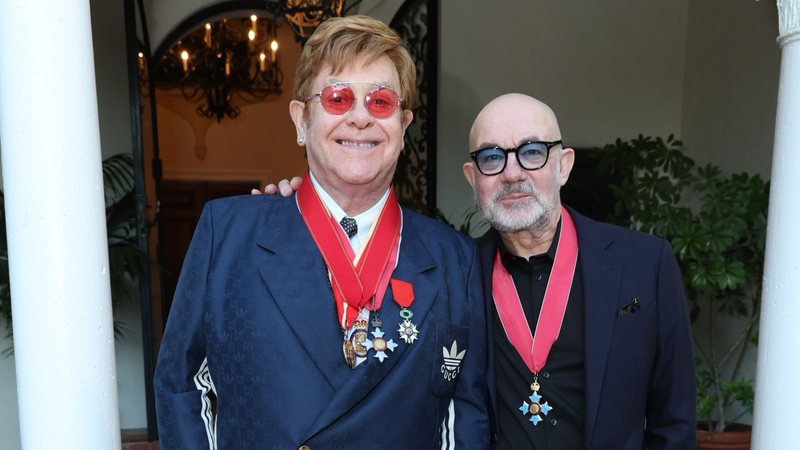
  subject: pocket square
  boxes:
[618,298,641,316]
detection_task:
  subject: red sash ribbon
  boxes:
[492,206,578,374]
[296,172,402,329]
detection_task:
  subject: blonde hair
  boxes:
[293,15,417,111]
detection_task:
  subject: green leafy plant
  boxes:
[597,135,768,433]
[0,153,149,350]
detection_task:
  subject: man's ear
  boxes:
[558,147,575,187]
[289,100,306,140]
[402,109,414,133]
[462,161,477,188]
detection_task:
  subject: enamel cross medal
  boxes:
[365,299,398,362]
[519,374,553,425]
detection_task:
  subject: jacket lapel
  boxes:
[303,211,438,439]
[256,197,353,389]
[476,229,500,441]
[572,210,622,446]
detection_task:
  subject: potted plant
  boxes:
[597,135,767,449]
[0,153,150,351]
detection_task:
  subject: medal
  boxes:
[352,318,369,358]
[343,336,356,369]
[296,173,402,367]
[365,328,398,362]
[390,278,418,344]
[493,206,578,427]
[397,309,419,344]
[518,375,553,425]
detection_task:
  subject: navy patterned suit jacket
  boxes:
[478,206,696,450]
[155,194,490,449]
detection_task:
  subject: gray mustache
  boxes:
[492,182,539,201]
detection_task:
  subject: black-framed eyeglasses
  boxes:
[469,140,562,176]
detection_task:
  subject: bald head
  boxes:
[462,93,575,245]
[469,93,562,152]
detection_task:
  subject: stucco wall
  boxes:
[436,0,691,224]
[681,0,780,178]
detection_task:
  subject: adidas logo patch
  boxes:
[440,341,466,381]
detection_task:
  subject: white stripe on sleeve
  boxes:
[439,399,456,449]
[193,357,218,450]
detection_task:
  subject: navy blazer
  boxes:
[155,194,490,449]
[477,207,696,449]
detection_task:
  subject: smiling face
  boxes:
[462,94,574,234]
[289,54,413,202]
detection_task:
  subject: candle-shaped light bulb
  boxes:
[204,23,212,47]
[137,52,145,70]
[225,55,231,76]
[248,29,256,41]
[259,52,267,71]
[180,50,189,72]
[270,40,278,62]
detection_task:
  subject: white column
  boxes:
[752,1,800,449]
[0,1,121,449]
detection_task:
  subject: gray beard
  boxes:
[480,181,558,234]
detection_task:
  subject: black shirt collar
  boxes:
[498,219,562,268]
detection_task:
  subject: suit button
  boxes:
[542,371,550,379]
[550,418,558,426]
[299,446,310,450]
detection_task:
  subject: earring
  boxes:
[297,136,305,145]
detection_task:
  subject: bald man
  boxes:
[463,94,695,449]
[262,93,696,449]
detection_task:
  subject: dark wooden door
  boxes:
[159,179,258,320]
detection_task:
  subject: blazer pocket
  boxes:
[613,298,656,331]
[430,323,470,397]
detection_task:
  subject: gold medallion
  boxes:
[343,338,356,368]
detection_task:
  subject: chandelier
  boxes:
[155,15,284,122]
[153,1,346,122]
[269,0,345,44]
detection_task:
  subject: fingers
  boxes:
[278,179,294,197]
[257,176,303,197]
[261,184,279,195]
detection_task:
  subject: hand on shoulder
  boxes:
[251,176,303,197]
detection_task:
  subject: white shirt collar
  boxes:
[308,171,389,252]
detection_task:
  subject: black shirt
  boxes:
[494,226,586,449]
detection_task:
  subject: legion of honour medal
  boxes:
[391,278,418,344]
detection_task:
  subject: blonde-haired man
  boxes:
[155,16,490,449]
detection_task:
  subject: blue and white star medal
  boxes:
[519,375,553,425]
[365,327,398,362]
[364,304,397,362]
